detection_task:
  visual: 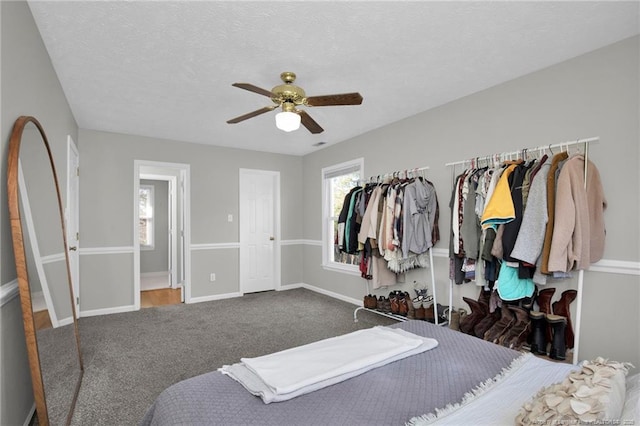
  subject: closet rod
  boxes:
[444,136,599,167]
[363,165,430,182]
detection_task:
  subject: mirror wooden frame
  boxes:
[7,116,83,425]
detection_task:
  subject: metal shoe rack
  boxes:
[354,247,440,324]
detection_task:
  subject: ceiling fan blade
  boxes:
[305,92,363,107]
[298,110,324,134]
[227,106,277,124]
[231,83,275,98]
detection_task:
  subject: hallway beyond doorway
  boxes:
[140,288,181,308]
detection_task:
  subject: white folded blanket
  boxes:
[219,326,438,403]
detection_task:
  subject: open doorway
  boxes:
[134,161,191,309]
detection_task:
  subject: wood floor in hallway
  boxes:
[140,288,182,308]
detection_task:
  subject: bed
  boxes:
[140,320,637,425]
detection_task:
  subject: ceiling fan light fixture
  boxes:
[275,111,301,132]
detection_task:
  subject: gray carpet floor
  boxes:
[43,288,395,425]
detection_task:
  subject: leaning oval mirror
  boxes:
[7,116,83,425]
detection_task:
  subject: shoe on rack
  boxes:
[423,303,435,323]
[552,289,577,349]
[377,296,390,313]
[459,297,488,335]
[404,292,415,319]
[483,304,515,343]
[546,314,567,361]
[363,294,377,309]
[536,288,556,314]
[397,292,409,316]
[412,295,425,309]
[473,310,500,339]
[500,306,531,349]
[528,311,547,355]
[389,291,400,314]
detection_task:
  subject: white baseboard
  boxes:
[188,292,242,304]
[80,304,136,318]
[57,316,74,327]
[294,282,362,306]
[278,283,303,291]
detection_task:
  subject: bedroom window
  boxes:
[321,158,363,274]
[139,184,154,249]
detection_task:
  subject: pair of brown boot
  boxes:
[458,290,492,336]
[483,304,531,350]
[458,290,531,350]
[389,291,410,316]
[363,294,378,309]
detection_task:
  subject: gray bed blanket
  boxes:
[140,320,521,426]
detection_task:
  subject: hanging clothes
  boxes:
[339,171,438,287]
[337,186,361,251]
[547,154,607,272]
[447,142,606,303]
[401,178,437,259]
[496,262,535,301]
[480,163,518,230]
[511,158,551,266]
[539,151,569,273]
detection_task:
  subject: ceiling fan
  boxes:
[226,71,363,134]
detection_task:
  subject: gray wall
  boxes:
[140,179,169,274]
[302,36,640,368]
[78,129,303,310]
[1,1,79,424]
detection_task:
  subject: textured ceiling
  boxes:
[28,1,639,156]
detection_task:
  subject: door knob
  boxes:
[69,246,77,251]
[269,236,275,241]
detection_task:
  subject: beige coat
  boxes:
[547,154,606,272]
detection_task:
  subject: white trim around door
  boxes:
[134,160,191,309]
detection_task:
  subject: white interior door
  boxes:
[66,136,80,316]
[240,169,280,294]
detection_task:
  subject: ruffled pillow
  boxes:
[516,357,632,425]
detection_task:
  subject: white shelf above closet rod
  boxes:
[355,165,440,325]
[445,136,599,365]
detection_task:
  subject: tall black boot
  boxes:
[547,314,567,360]
[528,311,547,355]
